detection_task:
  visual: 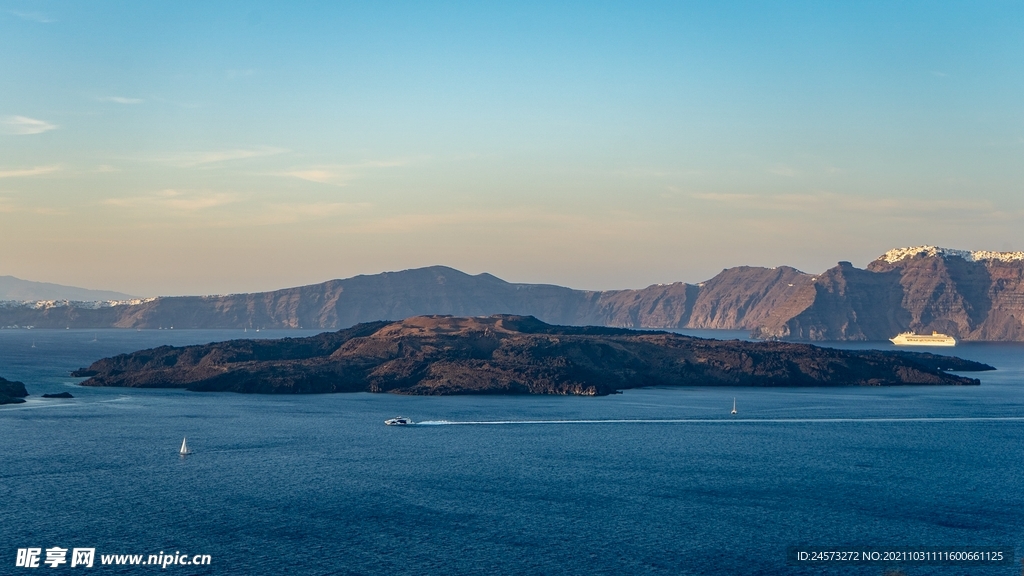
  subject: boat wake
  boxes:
[0,400,77,411]
[414,416,1024,426]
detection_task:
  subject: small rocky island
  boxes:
[71,315,994,396]
[41,392,74,399]
[0,377,29,404]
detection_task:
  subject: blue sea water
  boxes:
[2,329,1023,575]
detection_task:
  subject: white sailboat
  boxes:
[179,437,192,456]
[731,398,737,415]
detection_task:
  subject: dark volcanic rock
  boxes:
[41,392,74,399]
[75,315,990,396]
[0,376,29,405]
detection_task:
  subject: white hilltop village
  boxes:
[880,246,1024,264]
[0,298,157,310]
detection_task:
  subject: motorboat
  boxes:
[385,417,413,426]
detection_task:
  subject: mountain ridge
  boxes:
[5,247,1024,341]
[0,275,136,302]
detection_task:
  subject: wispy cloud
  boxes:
[147,96,202,110]
[10,10,53,23]
[768,165,799,177]
[160,147,288,167]
[243,202,370,225]
[344,207,607,236]
[692,191,1005,219]
[275,159,411,185]
[2,116,58,135]
[0,196,66,215]
[611,167,704,179]
[99,96,144,104]
[691,192,757,202]
[280,169,340,184]
[931,71,948,78]
[0,165,60,178]
[102,190,370,227]
[104,189,239,212]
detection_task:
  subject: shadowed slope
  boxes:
[9,248,1024,341]
[74,315,991,396]
[0,376,29,404]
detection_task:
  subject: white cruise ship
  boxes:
[889,332,957,347]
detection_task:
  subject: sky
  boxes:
[1,1,1022,296]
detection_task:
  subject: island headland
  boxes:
[73,315,992,396]
[0,377,29,404]
[41,392,74,399]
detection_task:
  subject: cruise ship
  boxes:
[889,331,957,347]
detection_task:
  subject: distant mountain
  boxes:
[0,275,135,302]
[0,266,591,329]
[752,247,1024,341]
[4,247,1024,341]
[0,265,807,332]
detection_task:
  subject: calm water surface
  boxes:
[2,329,1022,575]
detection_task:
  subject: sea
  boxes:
[1,328,1022,575]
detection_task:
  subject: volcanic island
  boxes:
[71,315,993,396]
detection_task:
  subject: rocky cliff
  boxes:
[0,267,590,329]
[0,376,29,405]
[7,247,1024,341]
[753,247,1024,341]
[0,266,818,332]
[73,315,990,395]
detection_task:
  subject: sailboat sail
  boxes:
[179,437,191,455]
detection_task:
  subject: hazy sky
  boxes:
[1,1,1022,296]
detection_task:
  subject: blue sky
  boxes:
[1,1,1022,296]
